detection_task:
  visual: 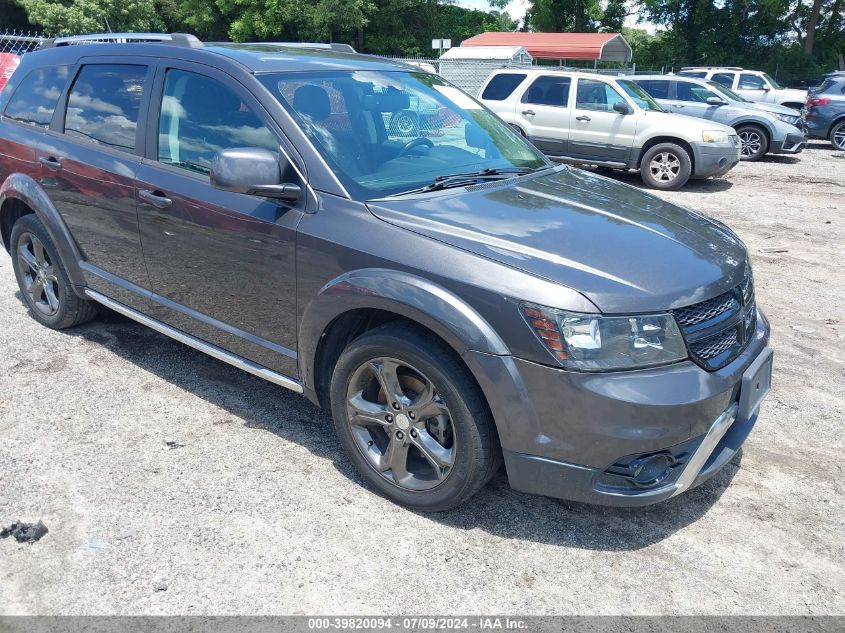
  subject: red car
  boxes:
[0,53,21,92]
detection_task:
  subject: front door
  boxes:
[568,78,637,163]
[38,61,153,309]
[136,64,303,377]
[513,74,572,156]
[736,73,773,103]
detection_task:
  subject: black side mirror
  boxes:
[706,96,726,106]
[210,147,301,202]
[613,101,633,115]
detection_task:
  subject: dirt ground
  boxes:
[0,142,843,615]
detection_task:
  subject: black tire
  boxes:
[508,123,526,137]
[830,120,845,151]
[330,322,500,511]
[639,142,692,190]
[736,124,769,161]
[10,214,97,329]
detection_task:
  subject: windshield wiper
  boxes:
[390,167,535,197]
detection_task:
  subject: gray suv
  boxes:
[0,35,773,511]
[633,75,806,161]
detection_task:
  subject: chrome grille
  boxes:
[674,291,738,327]
[690,328,738,360]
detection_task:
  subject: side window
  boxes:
[3,66,69,128]
[711,73,736,88]
[158,69,278,175]
[682,71,707,78]
[575,78,625,112]
[521,76,571,107]
[636,80,669,99]
[739,73,766,90]
[482,73,527,101]
[675,81,712,102]
[64,65,146,153]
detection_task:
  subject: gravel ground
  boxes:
[0,142,843,616]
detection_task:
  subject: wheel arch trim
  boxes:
[298,268,511,392]
[0,173,87,289]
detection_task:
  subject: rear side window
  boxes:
[64,64,147,153]
[739,73,766,90]
[575,78,625,112]
[158,69,278,175]
[636,80,670,99]
[711,73,736,87]
[521,76,571,107]
[482,73,527,101]
[3,66,69,128]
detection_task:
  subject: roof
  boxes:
[460,32,632,62]
[439,45,531,61]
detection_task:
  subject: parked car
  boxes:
[0,34,772,511]
[478,68,740,190]
[803,74,845,150]
[632,74,806,161]
[0,53,20,93]
[678,67,807,110]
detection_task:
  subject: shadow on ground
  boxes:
[586,167,735,193]
[61,306,738,552]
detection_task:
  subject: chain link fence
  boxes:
[1,29,48,55]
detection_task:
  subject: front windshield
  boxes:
[259,70,549,198]
[617,79,663,111]
[708,81,749,102]
[763,73,781,90]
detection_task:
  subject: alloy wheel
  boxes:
[393,112,417,136]
[738,130,763,157]
[649,152,681,183]
[833,124,845,150]
[17,233,60,317]
[345,356,456,491]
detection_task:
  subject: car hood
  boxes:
[367,167,748,314]
[643,109,736,134]
[744,101,800,117]
[775,87,808,101]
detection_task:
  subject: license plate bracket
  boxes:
[738,347,773,420]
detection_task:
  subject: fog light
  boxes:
[632,453,675,488]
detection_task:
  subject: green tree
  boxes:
[527,0,603,31]
[17,0,164,34]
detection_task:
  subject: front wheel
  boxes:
[639,143,692,190]
[830,121,845,151]
[330,323,500,511]
[736,124,769,161]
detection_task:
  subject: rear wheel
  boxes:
[736,124,769,161]
[10,214,97,329]
[330,323,499,511]
[830,121,845,151]
[639,143,692,190]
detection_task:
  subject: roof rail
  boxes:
[264,42,356,53]
[680,66,744,71]
[41,33,203,49]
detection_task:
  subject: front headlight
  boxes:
[702,130,729,143]
[521,304,688,371]
[774,112,800,126]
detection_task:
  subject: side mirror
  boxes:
[210,147,301,202]
[763,85,771,91]
[613,101,633,115]
[706,96,726,106]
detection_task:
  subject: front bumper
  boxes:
[771,131,806,154]
[463,310,771,507]
[691,142,740,178]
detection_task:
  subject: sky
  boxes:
[453,0,656,33]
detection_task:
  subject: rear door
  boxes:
[135,61,303,377]
[38,60,153,309]
[512,74,572,156]
[568,77,637,163]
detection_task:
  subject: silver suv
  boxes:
[633,75,806,161]
[479,69,740,190]
[678,67,807,110]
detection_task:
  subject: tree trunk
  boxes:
[803,0,823,55]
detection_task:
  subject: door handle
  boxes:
[138,189,172,209]
[521,109,535,116]
[576,115,591,122]
[38,156,62,171]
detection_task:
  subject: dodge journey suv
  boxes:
[478,68,741,190]
[0,35,773,511]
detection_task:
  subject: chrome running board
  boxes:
[84,289,303,394]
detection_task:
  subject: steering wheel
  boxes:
[398,137,434,157]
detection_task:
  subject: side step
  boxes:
[84,289,303,394]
